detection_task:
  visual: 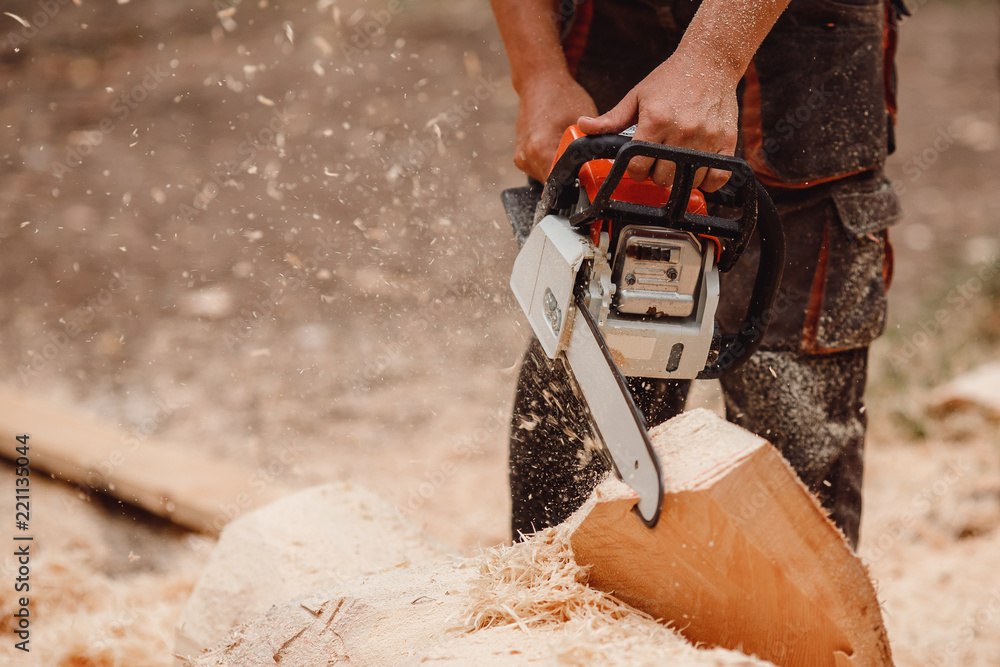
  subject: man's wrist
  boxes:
[513,65,576,98]
[512,69,563,97]
[670,39,748,88]
[490,0,572,97]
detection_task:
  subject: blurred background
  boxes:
[0,0,998,664]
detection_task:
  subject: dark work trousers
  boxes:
[508,0,903,549]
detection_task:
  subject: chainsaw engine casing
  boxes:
[612,226,702,318]
[511,215,718,380]
[598,226,718,379]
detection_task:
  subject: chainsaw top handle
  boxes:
[533,131,785,379]
[537,132,758,272]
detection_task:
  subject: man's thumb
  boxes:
[577,97,637,135]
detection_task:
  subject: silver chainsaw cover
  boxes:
[510,215,593,359]
[511,215,718,380]
[600,227,718,380]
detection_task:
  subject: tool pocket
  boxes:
[804,177,900,352]
[753,0,888,183]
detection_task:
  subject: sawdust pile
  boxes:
[464,525,651,630]
[0,477,205,667]
[0,537,200,667]
[461,527,769,666]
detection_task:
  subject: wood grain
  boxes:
[567,409,893,667]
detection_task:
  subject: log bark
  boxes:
[566,408,894,667]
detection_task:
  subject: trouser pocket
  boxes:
[715,173,899,353]
[804,176,900,352]
[752,0,888,183]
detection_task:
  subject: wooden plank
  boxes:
[0,385,296,534]
[567,408,894,667]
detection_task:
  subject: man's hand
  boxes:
[576,0,791,192]
[488,0,595,182]
[577,51,740,192]
[515,74,598,183]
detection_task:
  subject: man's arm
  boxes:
[577,0,792,190]
[489,0,597,182]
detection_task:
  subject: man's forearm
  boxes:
[492,0,791,91]
[676,0,792,82]
[488,0,572,94]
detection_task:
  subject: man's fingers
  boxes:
[649,159,676,188]
[514,130,562,182]
[642,157,734,194]
[626,156,656,183]
[577,94,638,136]
[699,167,732,193]
[514,149,550,183]
[574,92,738,192]
[628,111,678,183]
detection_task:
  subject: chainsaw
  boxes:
[503,125,784,528]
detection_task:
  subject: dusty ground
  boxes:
[0,0,998,664]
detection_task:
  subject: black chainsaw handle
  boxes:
[537,132,630,213]
[535,133,759,272]
[697,180,784,379]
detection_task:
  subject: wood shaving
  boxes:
[3,11,30,27]
[460,527,767,665]
[463,526,654,632]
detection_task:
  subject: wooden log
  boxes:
[185,512,775,667]
[0,385,295,534]
[566,408,894,667]
[928,361,1000,418]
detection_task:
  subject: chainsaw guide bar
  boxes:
[565,292,663,527]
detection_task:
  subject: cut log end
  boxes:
[564,408,894,667]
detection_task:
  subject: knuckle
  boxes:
[514,150,531,173]
[674,119,701,139]
[642,109,671,131]
[701,170,729,192]
[627,155,652,174]
[523,136,548,160]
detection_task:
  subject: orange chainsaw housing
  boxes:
[550,125,714,253]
